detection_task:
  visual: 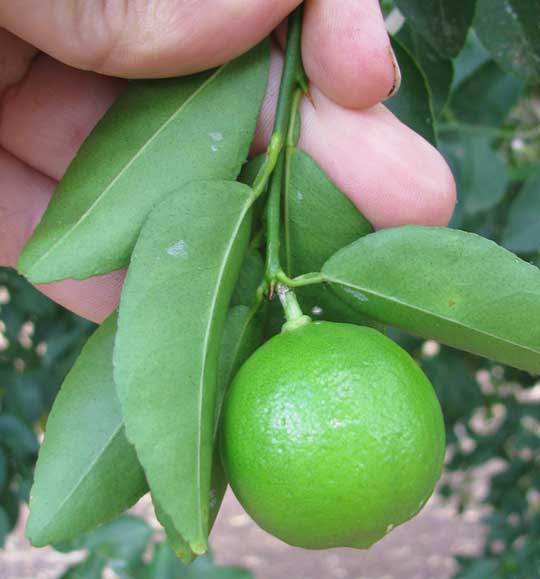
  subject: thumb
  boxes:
[0,0,300,78]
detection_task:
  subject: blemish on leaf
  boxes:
[166,240,188,258]
[448,299,456,308]
[209,132,224,142]
[342,286,369,302]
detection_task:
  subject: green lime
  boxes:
[220,321,445,549]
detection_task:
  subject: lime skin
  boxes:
[220,321,445,549]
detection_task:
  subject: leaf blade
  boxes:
[322,226,540,373]
[395,0,475,58]
[19,42,269,283]
[26,314,147,547]
[114,180,254,553]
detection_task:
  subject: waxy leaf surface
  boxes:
[395,0,475,58]
[19,43,269,283]
[323,226,540,373]
[502,172,540,253]
[114,181,253,554]
[475,0,540,84]
[26,314,147,547]
[387,39,436,145]
[285,149,374,324]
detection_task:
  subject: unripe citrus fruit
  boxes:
[220,321,445,549]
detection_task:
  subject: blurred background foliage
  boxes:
[2,0,540,577]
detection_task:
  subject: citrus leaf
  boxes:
[114,180,254,554]
[26,314,147,547]
[284,149,374,324]
[439,133,507,216]
[322,226,540,373]
[397,24,454,117]
[475,0,540,84]
[386,38,436,145]
[395,0,475,58]
[502,172,540,253]
[230,250,264,308]
[19,42,269,283]
[450,61,525,127]
[452,31,492,90]
[216,305,265,429]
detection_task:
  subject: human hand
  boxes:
[0,0,456,323]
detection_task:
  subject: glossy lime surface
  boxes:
[220,322,445,549]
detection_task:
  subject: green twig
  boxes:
[251,7,304,200]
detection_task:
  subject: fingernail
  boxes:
[386,44,402,99]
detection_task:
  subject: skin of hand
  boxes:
[0,0,456,323]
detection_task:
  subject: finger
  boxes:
[302,0,400,109]
[0,148,123,322]
[0,0,301,78]
[1,50,454,324]
[0,53,125,180]
[254,51,456,229]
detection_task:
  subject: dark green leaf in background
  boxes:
[138,545,253,579]
[450,61,525,127]
[56,516,153,576]
[394,0,476,58]
[19,42,269,283]
[397,24,454,117]
[475,0,540,84]
[0,505,9,548]
[60,554,107,579]
[322,226,540,373]
[284,149,375,324]
[0,448,8,493]
[439,133,508,216]
[26,314,147,547]
[451,30,492,90]
[0,414,38,460]
[386,38,436,145]
[114,181,254,554]
[502,172,540,253]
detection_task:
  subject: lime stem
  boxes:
[277,284,312,332]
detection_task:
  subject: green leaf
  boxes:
[284,149,375,324]
[114,181,254,554]
[216,305,264,425]
[26,314,147,547]
[0,505,9,548]
[56,515,153,575]
[450,61,525,127]
[475,0,540,84]
[502,172,540,253]
[395,0,476,58]
[0,448,8,493]
[230,250,264,308]
[439,133,507,216]
[0,414,39,459]
[422,348,483,428]
[19,42,269,283]
[322,226,540,373]
[397,24,454,117]
[452,31,492,90]
[139,545,253,579]
[60,554,107,579]
[386,38,436,145]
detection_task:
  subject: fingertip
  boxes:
[302,0,398,110]
[297,91,457,230]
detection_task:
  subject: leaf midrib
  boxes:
[34,422,124,539]
[27,65,225,275]
[193,194,253,544]
[324,276,540,358]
